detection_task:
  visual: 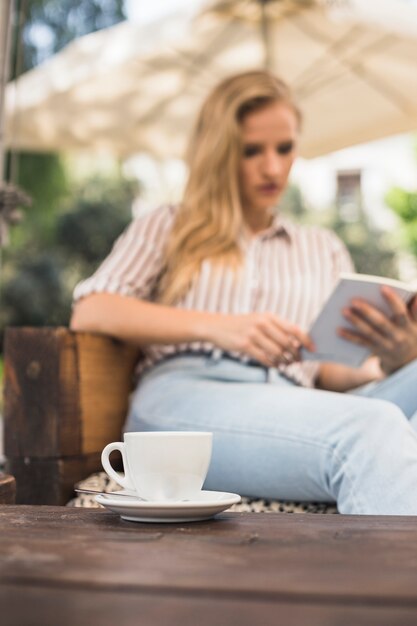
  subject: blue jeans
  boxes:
[125,355,417,515]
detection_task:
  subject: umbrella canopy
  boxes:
[4,0,417,159]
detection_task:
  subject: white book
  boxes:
[301,273,417,367]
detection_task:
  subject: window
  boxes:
[336,170,362,222]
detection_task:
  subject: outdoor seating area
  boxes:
[3,325,337,513]
[1,1,417,625]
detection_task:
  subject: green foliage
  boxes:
[7,0,127,228]
[1,252,68,326]
[15,153,68,210]
[331,218,398,278]
[6,0,119,261]
[386,187,417,257]
[14,0,126,75]
[280,185,399,278]
[55,176,137,273]
[1,175,138,336]
[327,196,398,277]
[386,188,417,223]
[1,0,129,346]
[8,152,70,248]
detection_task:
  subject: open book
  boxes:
[302,273,416,367]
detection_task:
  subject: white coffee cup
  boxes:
[101,431,213,502]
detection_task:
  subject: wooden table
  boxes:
[1,506,417,625]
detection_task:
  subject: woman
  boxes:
[71,71,417,514]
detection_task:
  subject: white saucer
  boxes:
[95,490,241,523]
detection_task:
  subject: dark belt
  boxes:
[160,350,265,369]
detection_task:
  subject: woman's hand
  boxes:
[338,287,417,375]
[206,312,315,368]
[317,357,384,392]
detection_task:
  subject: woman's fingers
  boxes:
[248,344,276,367]
[262,325,301,360]
[342,288,413,349]
[245,334,290,367]
[252,329,298,365]
[342,305,392,350]
[251,329,288,363]
[241,314,310,365]
[381,287,416,331]
[271,316,315,352]
[409,297,417,323]
[228,313,314,366]
[337,326,372,348]
[349,299,395,336]
[381,286,411,325]
[338,288,417,375]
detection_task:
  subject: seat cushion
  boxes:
[67,472,338,514]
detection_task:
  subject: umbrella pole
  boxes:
[0,0,30,250]
[260,0,272,70]
[0,0,14,185]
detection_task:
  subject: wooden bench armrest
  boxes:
[3,327,139,504]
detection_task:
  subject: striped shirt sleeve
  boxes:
[73,205,175,303]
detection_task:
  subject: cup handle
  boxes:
[101,442,135,492]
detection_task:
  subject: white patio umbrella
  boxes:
[4,0,417,160]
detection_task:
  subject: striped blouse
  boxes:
[73,204,354,387]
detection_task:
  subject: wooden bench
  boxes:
[4,327,139,504]
[3,327,337,513]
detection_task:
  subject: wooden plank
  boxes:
[57,330,83,454]
[6,455,101,504]
[76,333,138,454]
[4,327,82,457]
[2,584,417,626]
[4,327,138,503]
[1,508,417,605]
[4,327,138,459]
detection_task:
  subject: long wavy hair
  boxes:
[157,70,301,305]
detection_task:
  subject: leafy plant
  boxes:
[0,174,138,342]
[386,187,417,258]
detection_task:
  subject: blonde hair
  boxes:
[157,70,301,305]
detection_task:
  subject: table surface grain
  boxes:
[1,506,417,626]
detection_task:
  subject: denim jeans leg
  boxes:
[125,356,417,515]
[349,357,417,422]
